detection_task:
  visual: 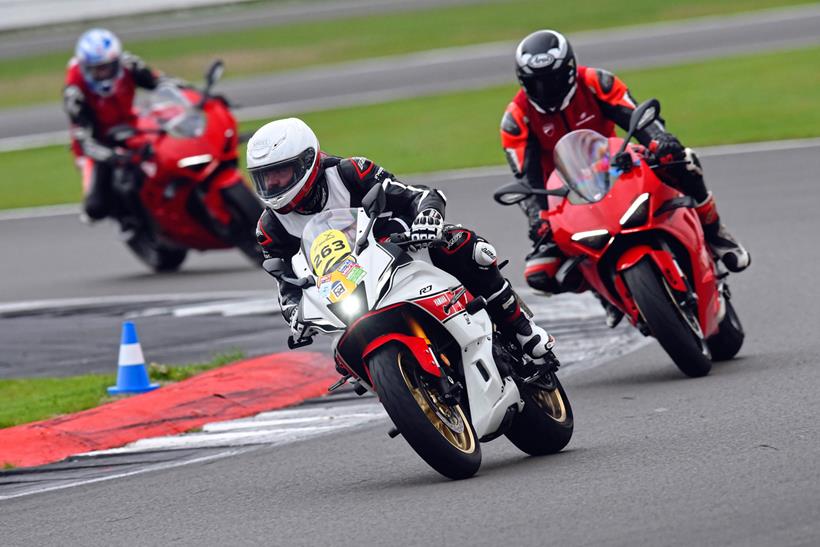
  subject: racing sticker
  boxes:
[310,229,352,275]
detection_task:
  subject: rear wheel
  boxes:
[505,374,573,456]
[368,344,481,480]
[708,297,744,361]
[623,258,712,377]
[126,232,188,273]
[221,183,264,265]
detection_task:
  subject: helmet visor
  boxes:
[250,147,316,200]
[521,74,572,111]
[86,60,120,83]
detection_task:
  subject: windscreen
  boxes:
[301,209,367,304]
[147,83,205,138]
[554,130,613,203]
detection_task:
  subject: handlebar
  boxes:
[388,233,446,248]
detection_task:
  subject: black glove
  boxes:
[527,208,551,244]
[649,132,685,165]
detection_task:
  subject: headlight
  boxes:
[340,294,362,317]
[619,193,650,229]
[571,229,611,250]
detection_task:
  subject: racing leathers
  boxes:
[257,154,556,367]
[63,53,159,220]
[501,65,749,295]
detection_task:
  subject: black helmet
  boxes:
[515,30,577,112]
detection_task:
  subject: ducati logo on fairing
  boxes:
[542,123,555,137]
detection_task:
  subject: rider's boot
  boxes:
[486,280,559,373]
[695,193,751,272]
[594,291,624,328]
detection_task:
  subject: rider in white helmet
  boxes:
[249,117,558,372]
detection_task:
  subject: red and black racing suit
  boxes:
[257,154,526,328]
[500,65,713,292]
[63,53,159,219]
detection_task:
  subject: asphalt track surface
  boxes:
[1,145,819,545]
[2,5,820,146]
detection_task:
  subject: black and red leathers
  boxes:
[501,65,729,292]
[63,54,159,219]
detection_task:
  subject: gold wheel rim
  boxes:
[530,384,568,424]
[397,353,476,454]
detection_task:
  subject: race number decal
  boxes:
[309,229,351,275]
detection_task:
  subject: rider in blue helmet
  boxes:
[64,28,161,221]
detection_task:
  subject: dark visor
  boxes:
[521,74,572,111]
[249,148,316,200]
[87,60,120,82]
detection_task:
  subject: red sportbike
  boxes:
[495,99,744,377]
[104,61,262,272]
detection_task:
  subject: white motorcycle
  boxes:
[263,185,573,479]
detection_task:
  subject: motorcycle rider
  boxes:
[500,30,751,325]
[63,28,160,221]
[249,117,557,371]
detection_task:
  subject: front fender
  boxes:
[362,334,440,377]
[616,245,687,293]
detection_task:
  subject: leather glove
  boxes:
[528,211,551,244]
[649,132,685,165]
[410,208,444,248]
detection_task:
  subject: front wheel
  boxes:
[221,183,264,266]
[368,344,481,480]
[622,258,712,377]
[708,297,744,361]
[505,374,573,456]
[126,232,188,273]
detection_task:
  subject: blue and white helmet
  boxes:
[74,28,123,96]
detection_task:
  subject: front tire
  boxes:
[623,258,712,377]
[708,297,744,361]
[368,344,481,480]
[505,375,573,456]
[221,183,264,266]
[126,232,188,273]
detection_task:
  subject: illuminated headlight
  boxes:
[340,295,362,317]
[571,229,611,250]
[619,193,650,229]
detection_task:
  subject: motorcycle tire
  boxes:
[707,298,744,361]
[368,344,481,480]
[505,375,573,456]
[623,258,712,377]
[126,233,188,273]
[221,183,264,265]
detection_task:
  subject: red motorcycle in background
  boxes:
[104,61,263,272]
[495,99,744,377]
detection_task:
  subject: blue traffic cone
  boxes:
[107,322,159,395]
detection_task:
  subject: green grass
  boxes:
[0,350,244,429]
[2,45,818,210]
[0,0,811,109]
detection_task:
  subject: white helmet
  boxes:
[247,118,320,213]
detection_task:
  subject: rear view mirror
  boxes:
[493,181,533,205]
[618,98,661,155]
[205,60,225,88]
[362,183,387,219]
